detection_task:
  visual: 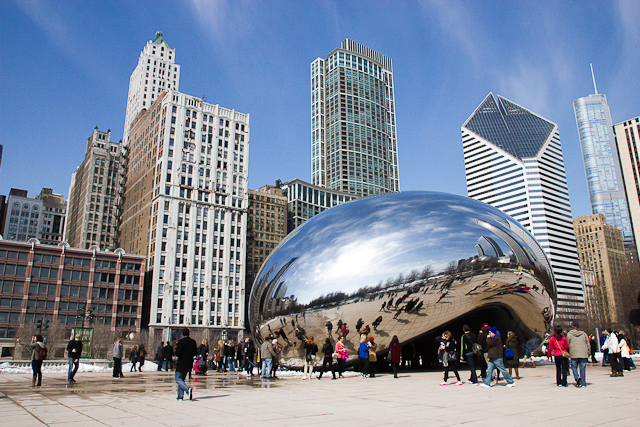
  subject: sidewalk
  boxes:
[0,364,638,426]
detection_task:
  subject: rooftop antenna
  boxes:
[590,63,598,95]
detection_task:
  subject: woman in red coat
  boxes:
[547,325,569,387]
[389,335,402,378]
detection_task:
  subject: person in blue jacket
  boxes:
[359,334,371,378]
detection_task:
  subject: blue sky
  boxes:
[1,0,638,219]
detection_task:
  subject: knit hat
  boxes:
[489,326,498,334]
[482,323,490,330]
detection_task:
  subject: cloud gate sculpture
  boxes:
[249,191,555,366]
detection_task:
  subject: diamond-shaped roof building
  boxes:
[463,93,556,159]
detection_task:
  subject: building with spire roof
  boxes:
[573,66,633,247]
[462,93,583,321]
[123,31,180,147]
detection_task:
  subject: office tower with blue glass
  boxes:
[574,72,633,247]
[462,93,583,319]
[311,39,400,198]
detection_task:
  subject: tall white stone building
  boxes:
[123,32,180,147]
[462,93,583,320]
[119,89,249,340]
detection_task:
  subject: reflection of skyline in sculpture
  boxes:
[248,192,555,366]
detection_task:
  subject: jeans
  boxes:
[304,355,315,376]
[175,371,190,399]
[245,357,253,375]
[157,358,164,371]
[32,359,43,377]
[570,357,587,386]
[68,357,79,381]
[483,358,513,386]
[261,358,273,378]
[465,352,478,383]
[113,357,123,378]
[601,349,608,366]
[228,359,235,372]
[554,356,568,386]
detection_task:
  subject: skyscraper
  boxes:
[614,116,640,245]
[573,73,633,247]
[65,128,123,250]
[462,93,583,319]
[123,32,180,147]
[118,90,250,340]
[311,39,399,198]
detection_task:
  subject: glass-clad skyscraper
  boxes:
[462,93,583,319]
[574,93,633,247]
[310,39,399,198]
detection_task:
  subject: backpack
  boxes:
[38,346,48,360]
[472,343,483,356]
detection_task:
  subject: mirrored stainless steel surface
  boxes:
[249,191,555,366]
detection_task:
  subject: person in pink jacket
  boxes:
[334,336,348,378]
[547,325,569,387]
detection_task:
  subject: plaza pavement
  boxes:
[0,363,638,426]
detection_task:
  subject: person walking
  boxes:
[618,331,631,372]
[359,334,371,379]
[600,332,608,367]
[242,338,255,376]
[260,337,276,378]
[480,327,515,388]
[271,339,281,378]
[602,328,622,377]
[163,341,174,371]
[66,335,83,383]
[318,338,335,380]
[460,324,478,384]
[437,331,461,385]
[521,338,537,368]
[368,337,377,378]
[225,340,236,372]
[477,323,490,380]
[389,335,402,378]
[17,334,47,387]
[335,336,348,378]
[589,335,598,364]
[214,340,225,372]
[302,336,318,380]
[547,325,569,386]
[155,341,165,371]
[129,345,139,372]
[175,328,197,401]
[138,344,147,370]
[504,331,520,379]
[113,337,124,378]
[566,321,589,387]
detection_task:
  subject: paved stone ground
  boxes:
[0,364,638,426]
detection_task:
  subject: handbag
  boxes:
[472,343,483,356]
[386,352,392,361]
[505,347,514,358]
[556,339,570,358]
[305,353,312,362]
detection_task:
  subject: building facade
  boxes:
[0,240,144,358]
[573,214,630,324]
[574,93,633,247]
[245,185,288,294]
[311,39,399,198]
[614,116,640,245]
[462,93,583,319]
[281,179,359,231]
[118,90,250,342]
[123,32,180,147]
[2,188,67,245]
[65,128,123,251]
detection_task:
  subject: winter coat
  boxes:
[113,341,124,358]
[260,340,276,359]
[175,336,198,373]
[478,331,489,353]
[129,349,138,363]
[303,342,318,356]
[197,344,209,360]
[359,341,371,358]
[66,339,83,360]
[619,339,630,358]
[368,343,377,362]
[24,341,46,361]
[602,333,620,354]
[486,335,504,359]
[335,341,348,360]
[547,335,569,357]
[461,332,477,356]
[242,342,255,359]
[504,337,519,366]
[567,329,590,359]
[163,343,174,359]
[389,341,402,363]
[155,344,164,360]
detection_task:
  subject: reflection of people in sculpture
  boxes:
[380,301,386,311]
[277,328,290,345]
[393,307,403,319]
[372,316,383,331]
[414,301,424,312]
[356,318,364,333]
[295,325,307,341]
[388,296,395,307]
[325,321,333,334]
[437,291,449,303]
[361,324,371,336]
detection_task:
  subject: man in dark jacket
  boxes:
[460,324,478,384]
[163,341,174,371]
[480,327,514,388]
[242,338,255,376]
[477,323,489,379]
[66,336,83,383]
[156,342,165,371]
[175,328,197,400]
